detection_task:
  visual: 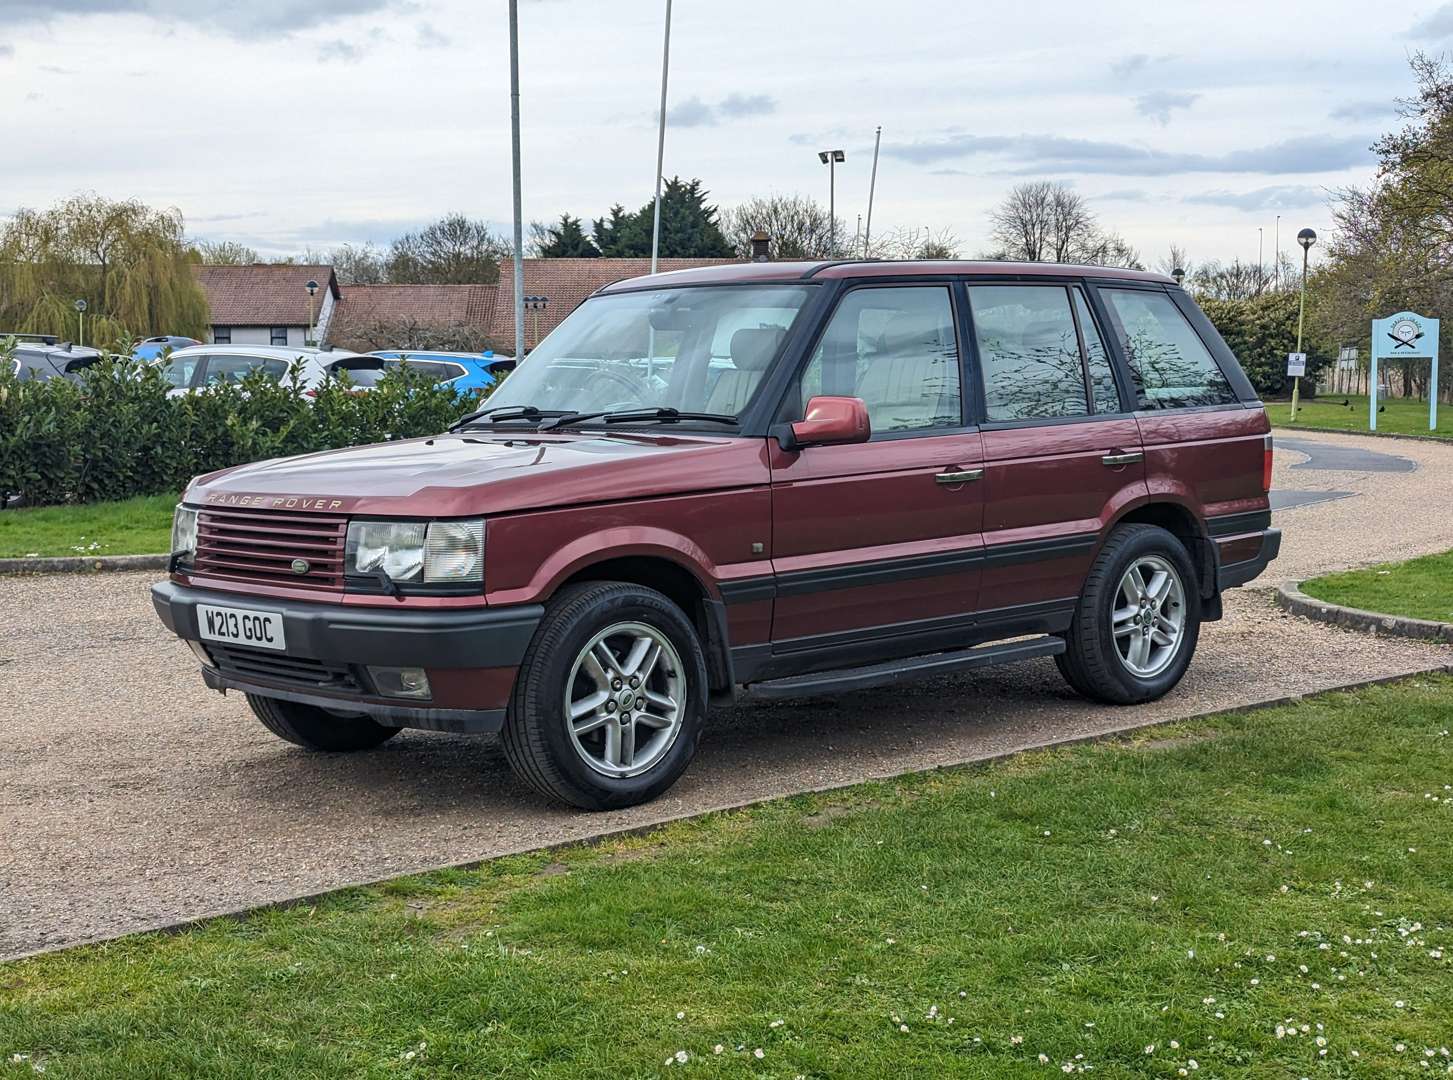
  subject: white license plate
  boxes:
[197,604,287,652]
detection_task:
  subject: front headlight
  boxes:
[171,505,198,560]
[346,519,484,585]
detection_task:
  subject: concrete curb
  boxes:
[7,662,1452,965]
[1277,580,1453,644]
[1271,423,1451,445]
[0,553,168,576]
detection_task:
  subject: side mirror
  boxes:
[780,395,871,450]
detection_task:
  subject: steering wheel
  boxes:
[580,367,649,408]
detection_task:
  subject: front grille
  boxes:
[194,506,348,591]
[207,643,362,693]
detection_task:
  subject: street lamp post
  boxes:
[649,0,673,274]
[1291,227,1317,423]
[818,149,844,257]
[1171,267,1186,288]
[73,298,87,347]
[305,279,319,345]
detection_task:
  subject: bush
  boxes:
[0,347,486,507]
[1199,291,1333,397]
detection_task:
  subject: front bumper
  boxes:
[152,581,542,732]
[1217,527,1282,591]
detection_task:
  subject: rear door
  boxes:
[1095,285,1269,555]
[968,281,1148,619]
[768,283,985,655]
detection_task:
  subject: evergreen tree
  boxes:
[591,178,733,258]
[538,214,600,257]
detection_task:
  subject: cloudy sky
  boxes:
[0,0,1445,265]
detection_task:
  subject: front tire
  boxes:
[1056,524,1202,705]
[501,582,708,810]
[246,694,400,751]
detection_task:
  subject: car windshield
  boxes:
[483,285,811,425]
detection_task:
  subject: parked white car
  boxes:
[154,345,389,397]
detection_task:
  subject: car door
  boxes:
[767,283,986,658]
[968,282,1148,618]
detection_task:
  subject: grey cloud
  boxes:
[318,38,364,63]
[0,0,399,36]
[40,64,76,74]
[1330,99,1398,122]
[1408,2,1453,37]
[665,93,776,127]
[1110,52,1174,79]
[881,131,1372,176]
[717,93,774,118]
[1095,189,1151,201]
[1185,185,1326,211]
[0,44,14,59]
[416,22,449,48]
[1135,90,1199,125]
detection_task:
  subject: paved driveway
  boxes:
[2,428,1451,959]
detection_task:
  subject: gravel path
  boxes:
[2,427,1450,959]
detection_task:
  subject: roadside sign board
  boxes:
[1370,310,1440,431]
[1286,352,1307,377]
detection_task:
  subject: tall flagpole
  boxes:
[509,0,525,360]
[650,0,673,274]
[863,125,881,258]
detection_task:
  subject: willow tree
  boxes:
[0,195,210,342]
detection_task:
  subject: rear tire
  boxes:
[501,581,708,811]
[1056,524,1202,705]
[246,694,400,752]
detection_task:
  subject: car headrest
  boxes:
[729,327,785,371]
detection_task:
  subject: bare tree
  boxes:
[987,181,1140,267]
[867,225,963,260]
[387,214,509,284]
[721,194,843,259]
[328,242,387,285]
[193,239,259,265]
[1156,243,1192,279]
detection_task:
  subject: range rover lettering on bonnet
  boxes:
[203,493,344,511]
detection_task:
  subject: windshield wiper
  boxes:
[538,407,738,432]
[448,404,569,432]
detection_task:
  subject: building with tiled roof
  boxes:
[192,264,338,347]
[196,257,740,355]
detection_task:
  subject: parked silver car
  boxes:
[154,345,388,397]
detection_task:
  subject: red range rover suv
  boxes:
[154,260,1279,809]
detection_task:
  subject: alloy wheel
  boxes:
[1111,554,1187,678]
[564,621,685,778]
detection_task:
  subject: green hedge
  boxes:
[0,357,484,507]
[1199,291,1332,397]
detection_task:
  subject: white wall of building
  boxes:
[208,325,309,346]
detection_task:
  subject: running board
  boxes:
[740,636,1065,701]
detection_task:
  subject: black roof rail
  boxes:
[800,260,883,279]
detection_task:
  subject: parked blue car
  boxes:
[367,350,506,394]
[133,336,201,361]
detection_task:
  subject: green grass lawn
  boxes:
[1302,548,1453,624]
[4,676,1453,1078]
[1267,393,1453,439]
[0,493,176,558]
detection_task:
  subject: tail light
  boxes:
[304,389,318,398]
[1262,434,1274,492]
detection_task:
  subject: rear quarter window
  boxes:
[1101,288,1237,410]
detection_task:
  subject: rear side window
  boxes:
[204,356,287,385]
[1074,290,1122,414]
[1100,289,1237,409]
[969,285,1090,422]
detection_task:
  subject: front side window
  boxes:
[1101,289,1237,409]
[796,285,961,434]
[486,285,811,424]
[970,285,1090,422]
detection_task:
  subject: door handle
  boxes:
[1101,451,1144,467]
[935,468,984,484]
